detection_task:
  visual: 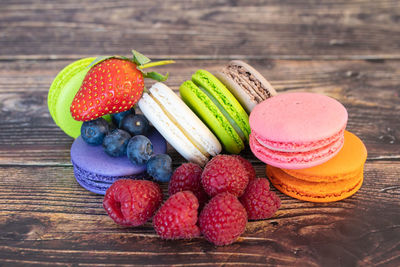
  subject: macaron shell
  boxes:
[73,161,150,195]
[283,131,367,182]
[179,80,244,154]
[148,82,221,157]
[70,127,166,177]
[230,60,277,97]
[54,68,90,138]
[48,57,112,138]
[250,132,344,169]
[138,91,209,166]
[216,60,276,113]
[48,57,95,123]
[215,71,258,113]
[192,69,251,142]
[250,92,348,147]
[267,165,363,203]
[74,170,111,195]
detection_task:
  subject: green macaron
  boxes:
[48,58,110,138]
[179,70,250,154]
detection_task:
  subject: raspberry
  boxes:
[153,191,201,239]
[201,155,249,197]
[199,192,247,246]
[232,155,256,181]
[168,163,208,207]
[239,178,281,220]
[103,179,162,226]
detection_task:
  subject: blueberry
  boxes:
[81,118,110,145]
[111,109,135,127]
[120,114,149,136]
[108,121,117,132]
[102,129,131,157]
[127,135,153,165]
[146,154,172,182]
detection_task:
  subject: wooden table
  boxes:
[1,1,399,266]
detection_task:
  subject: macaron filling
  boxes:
[250,133,344,164]
[267,166,363,202]
[253,127,346,152]
[196,84,246,142]
[192,70,251,141]
[180,80,244,154]
[145,91,210,158]
[221,63,270,102]
[72,161,149,183]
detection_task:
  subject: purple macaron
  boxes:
[71,127,167,194]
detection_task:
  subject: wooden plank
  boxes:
[0,0,400,59]
[0,59,399,165]
[0,162,398,266]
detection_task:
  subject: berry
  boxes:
[103,129,131,157]
[153,191,201,240]
[103,179,162,226]
[127,135,153,165]
[199,192,247,246]
[232,155,256,181]
[168,163,208,207]
[112,109,135,127]
[201,155,249,197]
[71,58,145,121]
[120,114,149,136]
[80,118,110,145]
[71,50,173,121]
[239,178,281,220]
[147,154,173,182]
[108,120,117,132]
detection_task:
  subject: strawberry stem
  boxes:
[138,60,175,69]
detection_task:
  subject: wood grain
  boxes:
[0,59,399,165]
[0,163,398,266]
[1,0,400,59]
[1,0,399,265]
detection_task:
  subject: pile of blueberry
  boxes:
[80,109,172,182]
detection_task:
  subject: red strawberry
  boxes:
[71,58,144,121]
[71,50,174,121]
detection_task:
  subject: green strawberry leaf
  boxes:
[86,55,129,69]
[143,71,169,82]
[138,60,175,69]
[132,50,151,66]
[86,56,112,69]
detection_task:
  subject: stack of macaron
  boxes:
[138,61,277,159]
[249,92,367,202]
[178,62,277,154]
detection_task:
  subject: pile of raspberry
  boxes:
[103,155,281,246]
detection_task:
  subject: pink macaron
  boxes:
[249,92,348,169]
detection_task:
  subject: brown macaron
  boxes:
[215,60,276,113]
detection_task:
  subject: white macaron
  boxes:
[138,82,222,166]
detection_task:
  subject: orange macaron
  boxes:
[266,131,367,202]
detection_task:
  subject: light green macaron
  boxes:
[179,70,250,154]
[48,58,110,138]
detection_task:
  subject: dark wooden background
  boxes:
[1,0,399,266]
